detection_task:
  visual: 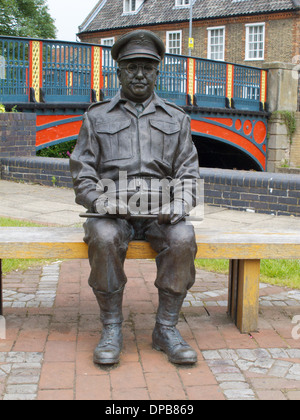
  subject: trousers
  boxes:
[83,217,197,296]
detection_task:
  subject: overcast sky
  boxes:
[46,0,99,41]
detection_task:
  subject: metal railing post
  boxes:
[29,40,43,102]
[260,70,267,111]
[226,63,234,108]
[91,46,102,102]
[187,57,195,105]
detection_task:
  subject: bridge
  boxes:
[0,36,268,171]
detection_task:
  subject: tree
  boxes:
[0,0,57,39]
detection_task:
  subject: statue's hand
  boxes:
[94,196,131,220]
[158,199,188,225]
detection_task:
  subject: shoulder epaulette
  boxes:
[163,99,186,114]
[88,99,111,112]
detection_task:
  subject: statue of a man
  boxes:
[70,30,200,366]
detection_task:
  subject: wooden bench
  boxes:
[0,227,299,334]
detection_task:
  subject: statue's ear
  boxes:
[117,68,121,82]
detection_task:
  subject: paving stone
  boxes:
[202,350,222,360]
[269,361,293,377]
[224,389,256,400]
[236,349,257,362]
[3,394,37,400]
[219,381,250,390]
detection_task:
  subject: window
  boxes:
[175,0,190,6]
[101,38,115,68]
[101,37,115,47]
[245,23,265,61]
[207,27,225,61]
[123,0,140,13]
[166,31,182,55]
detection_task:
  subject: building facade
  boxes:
[78,0,300,67]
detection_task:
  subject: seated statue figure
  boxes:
[70,30,200,366]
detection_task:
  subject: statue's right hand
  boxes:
[94,195,114,215]
[93,196,131,220]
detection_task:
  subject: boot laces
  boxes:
[165,326,186,346]
[102,325,118,346]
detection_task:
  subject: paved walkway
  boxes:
[0,180,300,401]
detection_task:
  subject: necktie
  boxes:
[135,103,144,116]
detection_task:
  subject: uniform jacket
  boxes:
[70,91,200,210]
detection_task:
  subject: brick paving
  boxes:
[1,259,300,400]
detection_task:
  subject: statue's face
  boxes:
[117,58,159,103]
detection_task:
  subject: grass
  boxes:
[0,217,58,274]
[195,259,300,290]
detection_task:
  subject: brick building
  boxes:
[78,0,300,67]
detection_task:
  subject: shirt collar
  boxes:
[106,90,172,117]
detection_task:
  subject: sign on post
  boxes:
[0,56,5,79]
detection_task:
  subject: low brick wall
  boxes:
[201,168,300,217]
[0,157,72,188]
[0,157,300,217]
[0,113,36,158]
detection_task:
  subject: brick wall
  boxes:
[79,11,299,66]
[0,113,36,158]
[1,157,299,217]
[202,168,300,217]
[0,157,72,188]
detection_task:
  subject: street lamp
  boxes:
[188,0,194,56]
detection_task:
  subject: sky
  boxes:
[46,0,99,41]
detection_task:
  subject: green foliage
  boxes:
[0,0,56,39]
[272,110,297,144]
[0,103,18,112]
[37,140,77,159]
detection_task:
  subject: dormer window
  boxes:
[175,0,190,7]
[124,0,144,14]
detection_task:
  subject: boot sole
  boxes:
[153,344,197,365]
[93,356,120,365]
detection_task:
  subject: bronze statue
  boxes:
[70,30,200,366]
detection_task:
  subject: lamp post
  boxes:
[188,0,194,56]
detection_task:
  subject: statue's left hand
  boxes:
[158,199,188,225]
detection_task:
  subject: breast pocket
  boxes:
[96,119,132,162]
[150,119,180,165]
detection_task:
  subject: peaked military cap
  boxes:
[111,30,165,63]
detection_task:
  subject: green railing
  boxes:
[0,35,268,111]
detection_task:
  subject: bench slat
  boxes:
[0,227,299,260]
[0,226,299,334]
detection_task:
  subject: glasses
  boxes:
[120,63,158,76]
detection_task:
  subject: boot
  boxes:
[152,290,198,365]
[93,288,124,365]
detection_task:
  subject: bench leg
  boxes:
[228,259,260,334]
[0,259,2,316]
